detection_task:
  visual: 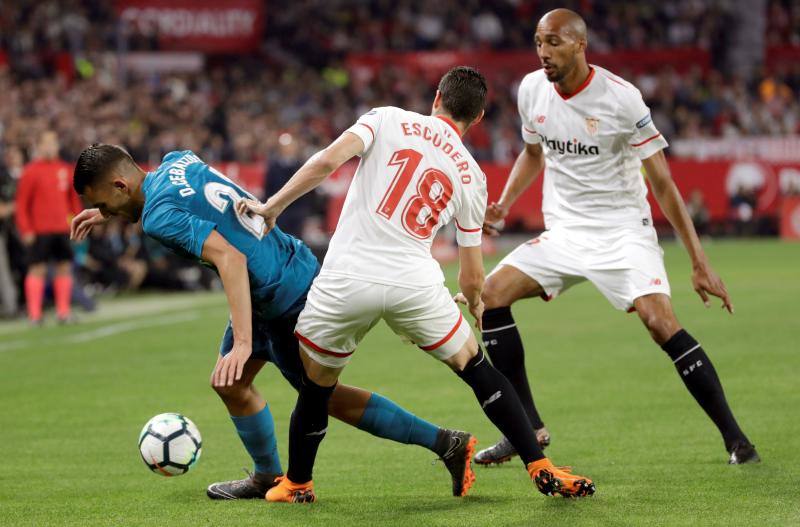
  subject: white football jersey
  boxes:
[518,65,669,228]
[321,106,487,288]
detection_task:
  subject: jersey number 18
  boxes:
[376,149,453,239]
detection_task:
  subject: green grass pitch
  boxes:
[0,239,798,526]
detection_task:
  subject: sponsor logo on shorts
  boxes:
[636,114,652,128]
[650,278,662,286]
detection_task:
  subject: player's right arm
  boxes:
[485,142,545,234]
[238,131,365,232]
[200,230,253,387]
[239,108,384,231]
[456,246,485,329]
[141,199,253,386]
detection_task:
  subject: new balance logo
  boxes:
[481,391,502,408]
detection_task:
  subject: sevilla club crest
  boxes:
[585,117,599,136]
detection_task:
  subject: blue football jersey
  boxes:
[141,150,319,320]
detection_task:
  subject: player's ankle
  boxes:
[527,457,553,473]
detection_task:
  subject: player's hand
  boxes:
[469,299,485,331]
[454,293,484,330]
[212,341,251,387]
[692,261,734,314]
[21,233,35,246]
[236,198,279,235]
[70,208,108,241]
[482,202,508,236]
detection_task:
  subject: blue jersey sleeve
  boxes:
[142,202,216,258]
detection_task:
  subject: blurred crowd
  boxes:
[0,0,798,317]
[4,1,798,57]
[0,1,797,167]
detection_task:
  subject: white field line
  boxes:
[0,292,225,337]
[0,312,201,353]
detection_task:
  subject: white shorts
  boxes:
[294,273,472,368]
[495,224,671,312]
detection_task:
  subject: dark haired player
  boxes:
[472,9,759,466]
[241,66,595,503]
[69,144,479,500]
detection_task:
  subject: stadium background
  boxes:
[0,2,799,526]
[0,0,799,307]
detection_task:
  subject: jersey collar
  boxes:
[554,66,595,101]
[436,115,462,137]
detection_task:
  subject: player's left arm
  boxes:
[642,150,733,313]
[237,132,364,232]
[200,230,254,387]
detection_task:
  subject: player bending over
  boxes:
[70,145,478,500]
[240,66,596,503]
[473,9,759,466]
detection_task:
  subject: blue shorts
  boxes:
[219,295,306,390]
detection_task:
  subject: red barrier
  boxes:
[347,48,710,85]
[780,197,800,240]
[319,160,797,232]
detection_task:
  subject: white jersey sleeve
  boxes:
[454,172,487,247]
[620,89,669,159]
[517,75,542,145]
[345,108,385,154]
[321,107,485,288]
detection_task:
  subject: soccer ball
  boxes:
[138,413,202,476]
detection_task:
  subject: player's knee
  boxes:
[641,311,680,345]
[443,335,479,372]
[211,380,251,404]
[481,280,508,310]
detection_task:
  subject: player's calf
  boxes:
[660,328,757,461]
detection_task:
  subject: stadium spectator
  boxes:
[686,190,711,237]
[264,133,314,239]
[729,185,758,236]
[0,147,20,317]
[14,130,82,324]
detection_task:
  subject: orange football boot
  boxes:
[264,476,316,503]
[527,458,596,498]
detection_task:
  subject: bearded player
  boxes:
[241,66,596,503]
[70,145,482,500]
[473,9,759,466]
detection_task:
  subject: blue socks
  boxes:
[356,393,439,451]
[231,395,440,474]
[230,405,283,476]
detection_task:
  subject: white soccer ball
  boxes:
[138,413,202,476]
